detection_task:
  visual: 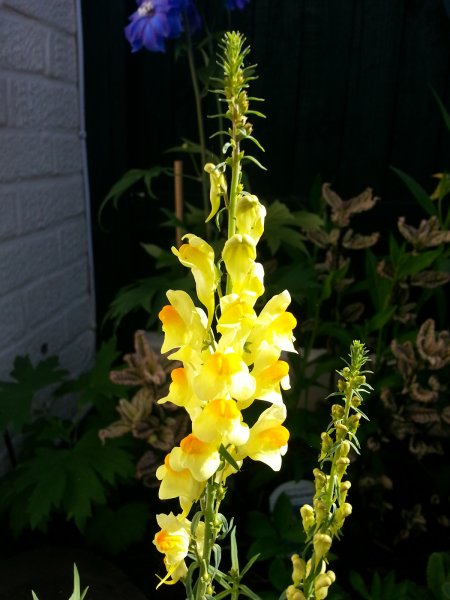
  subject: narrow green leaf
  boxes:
[240,553,261,577]
[239,584,263,600]
[230,526,239,573]
[242,155,267,170]
[391,166,437,217]
[219,445,240,471]
[431,87,450,133]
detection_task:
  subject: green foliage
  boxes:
[245,494,305,592]
[84,501,151,555]
[263,200,322,255]
[346,553,450,600]
[0,341,142,553]
[349,570,412,600]
[0,356,67,432]
[98,166,173,227]
[427,552,450,599]
[32,564,88,600]
[391,166,437,217]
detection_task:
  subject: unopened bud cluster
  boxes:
[219,31,254,142]
[288,340,372,599]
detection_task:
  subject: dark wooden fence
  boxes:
[82,0,450,326]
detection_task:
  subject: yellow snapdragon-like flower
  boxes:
[158,366,203,418]
[222,234,261,292]
[235,194,266,243]
[170,434,221,482]
[173,234,218,326]
[154,512,191,586]
[156,454,205,514]
[193,351,256,404]
[238,403,289,471]
[159,289,208,354]
[216,294,257,350]
[192,398,250,446]
[251,343,290,405]
[204,162,227,222]
[248,290,297,361]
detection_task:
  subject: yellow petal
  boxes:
[239,403,289,471]
[156,454,205,513]
[204,163,227,222]
[193,398,250,446]
[173,235,218,326]
[170,434,221,481]
[236,194,266,242]
[194,352,256,404]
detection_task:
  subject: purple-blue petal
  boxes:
[226,0,250,10]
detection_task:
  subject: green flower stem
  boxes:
[184,18,209,235]
[197,479,216,599]
[226,140,241,294]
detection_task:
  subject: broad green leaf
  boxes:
[69,339,123,410]
[427,552,449,599]
[103,275,193,330]
[349,570,371,600]
[26,448,70,529]
[98,167,172,227]
[63,459,108,530]
[268,555,291,592]
[85,502,150,555]
[0,355,67,432]
[75,431,135,485]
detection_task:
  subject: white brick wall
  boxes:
[0,0,96,384]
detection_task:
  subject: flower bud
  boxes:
[339,440,351,458]
[235,194,266,242]
[331,404,345,419]
[339,480,351,502]
[350,394,362,408]
[286,585,306,600]
[335,456,350,476]
[319,432,333,460]
[347,413,361,433]
[291,554,306,585]
[335,423,348,440]
[315,570,336,600]
[313,468,327,491]
[313,533,332,562]
[313,499,328,525]
[204,163,227,223]
[300,505,315,534]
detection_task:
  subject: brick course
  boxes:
[0,0,95,391]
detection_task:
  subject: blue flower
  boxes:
[125,0,201,53]
[226,0,251,10]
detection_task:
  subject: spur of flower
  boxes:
[152,32,297,596]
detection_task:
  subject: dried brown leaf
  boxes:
[322,183,379,227]
[411,270,450,289]
[398,216,450,251]
[342,229,380,250]
[341,302,365,323]
[417,319,450,370]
